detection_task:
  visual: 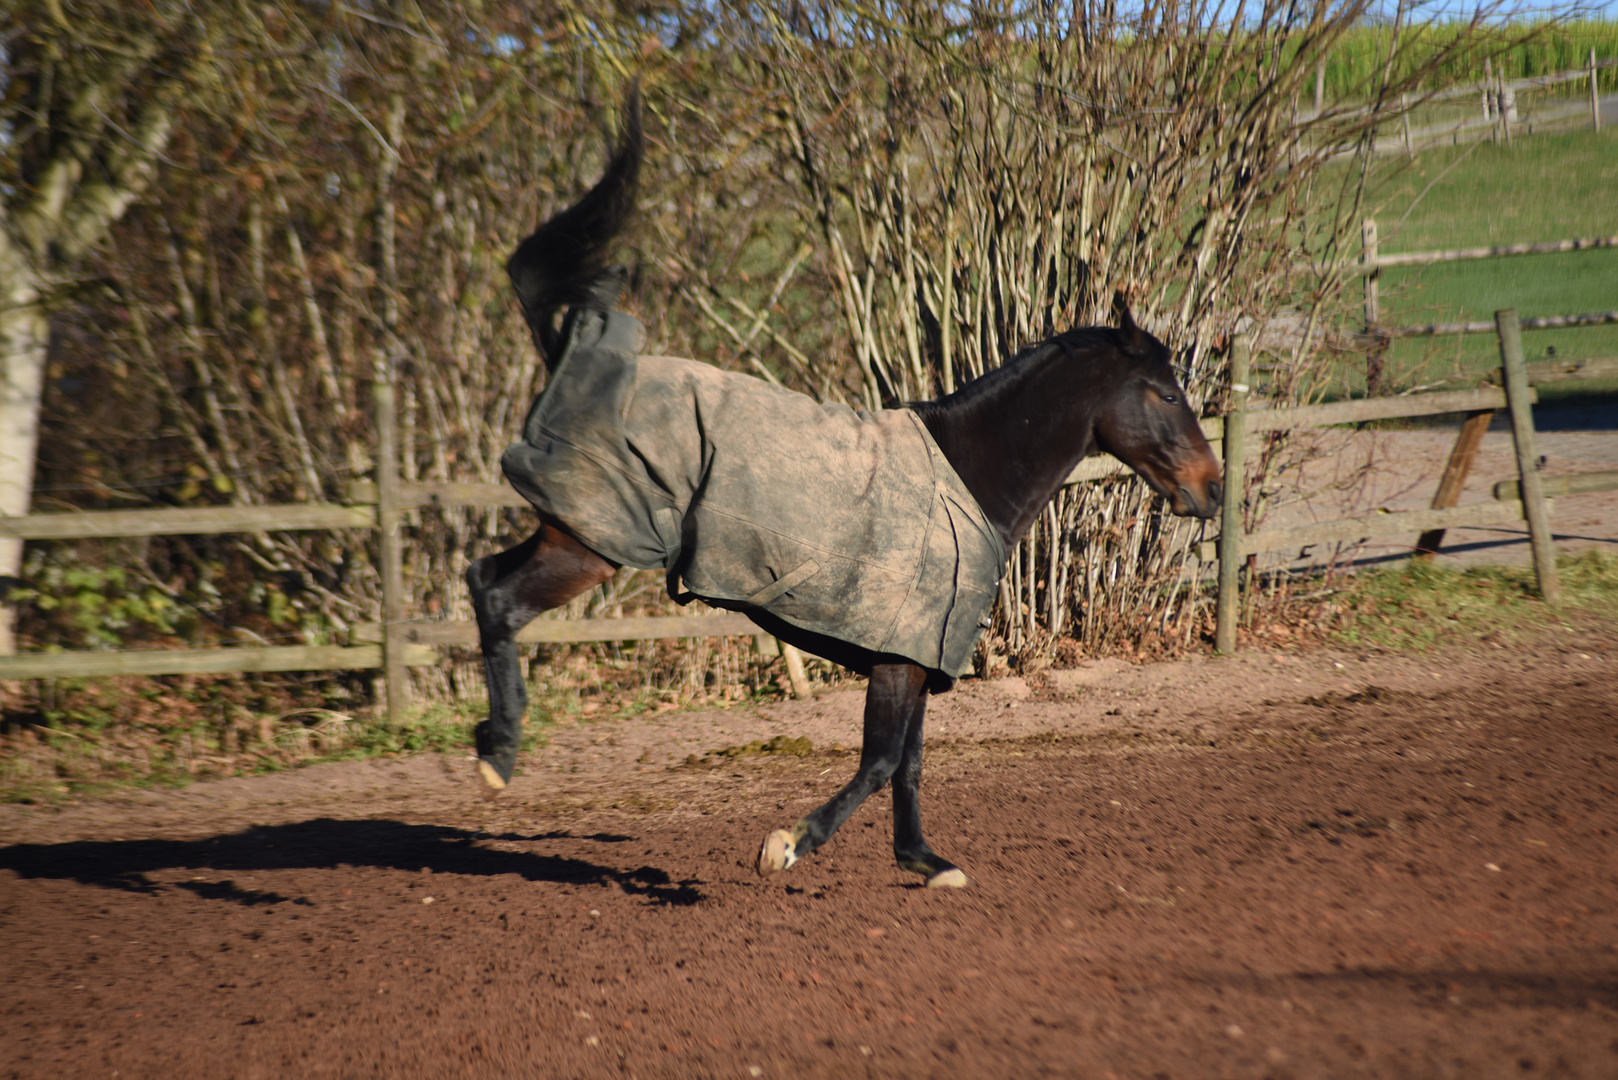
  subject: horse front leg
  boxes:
[466,519,616,793]
[757,662,931,878]
[891,696,968,888]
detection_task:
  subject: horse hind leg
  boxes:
[466,520,616,794]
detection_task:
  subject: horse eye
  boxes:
[1161,394,1179,406]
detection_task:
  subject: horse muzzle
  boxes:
[1173,479,1221,520]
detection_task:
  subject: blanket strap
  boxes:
[745,559,822,608]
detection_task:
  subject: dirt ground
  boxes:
[3,615,1616,1079]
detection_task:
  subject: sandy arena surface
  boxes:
[1,402,1613,1079]
[3,620,1616,1079]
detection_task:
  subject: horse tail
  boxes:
[507,85,642,366]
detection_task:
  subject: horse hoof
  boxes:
[925,867,969,889]
[757,829,799,876]
[475,758,509,797]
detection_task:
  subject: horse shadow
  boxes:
[0,818,704,907]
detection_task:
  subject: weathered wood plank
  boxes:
[349,612,761,647]
[0,503,376,540]
[375,380,411,720]
[1216,340,1252,654]
[1416,409,1496,557]
[1390,311,1618,338]
[354,449,1234,498]
[1065,456,1130,483]
[1494,470,1618,500]
[1498,309,1561,602]
[0,643,436,680]
[1362,233,1618,272]
[1196,498,1549,561]
[1512,355,1618,386]
[345,480,530,509]
[1243,387,1517,432]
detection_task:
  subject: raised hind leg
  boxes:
[758,662,963,885]
[891,696,967,888]
[466,519,616,793]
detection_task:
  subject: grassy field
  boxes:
[1355,124,1618,393]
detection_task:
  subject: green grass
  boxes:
[1329,551,1618,652]
[1353,126,1618,392]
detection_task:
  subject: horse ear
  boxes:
[1111,290,1135,332]
[1111,290,1152,356]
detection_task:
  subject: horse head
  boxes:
[1092,294,1223,520]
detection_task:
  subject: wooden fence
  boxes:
[1356,221,1618,338]
[1340,59,1615,322]
[1208,310,1618,652]
[1358,53,1614,155]
[2,311,1613,711]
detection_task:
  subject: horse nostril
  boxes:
[1208,479,1223,508]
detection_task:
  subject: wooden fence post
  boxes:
[1499,71,1514,145]
[781,642,812,700]
[1594,49,1603,133]
[374,379,411,722]
[757,633,811,698]
[1495,309,1560,602]
[1361,219,1379,328]
[1215,338,1250,655]
[1361,219,1386,394]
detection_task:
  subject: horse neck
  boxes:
[916,342,1117,548]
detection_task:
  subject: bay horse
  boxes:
[468,95,1222,889]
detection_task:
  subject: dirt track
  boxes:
[3,626,1617,1079]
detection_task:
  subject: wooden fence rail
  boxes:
[1390,310,1618,338]
[1355,233,1618,275]
[0,504,375,541]
[0,643,438,681]
[1340,55,1617,155]
[1494,470,1618,502]
[347,613,760,648]
[1200,499,1549,563]
[1405,55,1616,106]
[1327,217,1618,348]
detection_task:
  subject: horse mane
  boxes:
[909,324,1139,425]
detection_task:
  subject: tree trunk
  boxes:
[0,256,47,654]
[0,88,177,653]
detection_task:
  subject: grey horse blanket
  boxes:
[500,310,1004,680]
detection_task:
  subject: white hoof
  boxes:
[757,829,799,875]
[925,867,969,889]
[476,759,508,797]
